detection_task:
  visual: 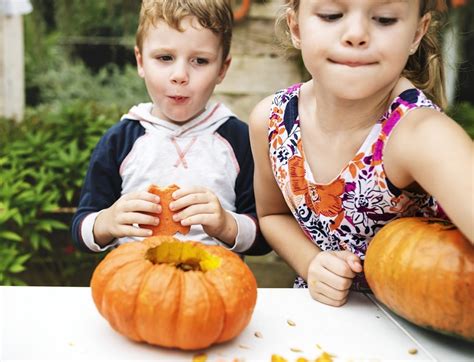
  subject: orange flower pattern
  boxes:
[268,84,447,289]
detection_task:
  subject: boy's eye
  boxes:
[374,17,398,26]
[317,13,343,22]
[158,55,173,61]
[194,58,209,65]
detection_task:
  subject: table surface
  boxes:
[1,286,472,361]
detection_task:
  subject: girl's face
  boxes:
[288,0,430,100]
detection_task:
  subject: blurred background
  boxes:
[0,0,472,287]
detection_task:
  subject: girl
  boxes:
[249,0,473,306]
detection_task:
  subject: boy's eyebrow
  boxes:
[328,0,408,4]
[149,47,218,57]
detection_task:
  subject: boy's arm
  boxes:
[71,120,145,252]
[216,117,271,255]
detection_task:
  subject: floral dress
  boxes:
[268,84,446,289]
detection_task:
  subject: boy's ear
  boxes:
[135,45,145,78]
[287,9,301,49]
[216,56,232,84]
[410,12,431,54]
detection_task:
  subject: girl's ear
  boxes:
[410,12,431,54]
[216,56,232,84]
[287,8,301,49]
[135,45,145,78]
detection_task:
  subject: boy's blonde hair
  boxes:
[276,0,447,108]
[136,0,233,61]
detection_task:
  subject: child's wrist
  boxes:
[93,209,114,247]
[214,211,238,247]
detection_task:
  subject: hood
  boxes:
[121,102,236,137]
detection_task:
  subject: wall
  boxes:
[216,0,301,287]
[0,14,25,120]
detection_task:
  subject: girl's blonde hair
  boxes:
[276,0,447,108]
[136,0,233,61]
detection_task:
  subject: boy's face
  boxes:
[135,16,231,125]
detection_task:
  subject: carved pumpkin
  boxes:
[141,184,190,236]
[91,236,257,350]
[365,217,474,341]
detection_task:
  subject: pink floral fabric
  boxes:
[268,84,446,289]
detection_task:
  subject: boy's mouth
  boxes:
[169,96,189,103]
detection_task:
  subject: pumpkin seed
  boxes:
[192,353,207,362]
[254,331,263,338]
[287,319,296,326]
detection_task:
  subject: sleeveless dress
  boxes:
[268,84,446,289]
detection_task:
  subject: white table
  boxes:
[1,286,472,361]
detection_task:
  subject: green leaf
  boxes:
[9,264,26,273]
[0,231,23,242]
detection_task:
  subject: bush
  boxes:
[447,102,474,138]
[0,101,122,285]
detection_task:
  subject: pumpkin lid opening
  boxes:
[145,241,221,272]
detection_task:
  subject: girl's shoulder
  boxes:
[250,83,303,126]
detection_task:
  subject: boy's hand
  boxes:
[169,186,237,245]
[307,250,362,307]
[94,191,161,245]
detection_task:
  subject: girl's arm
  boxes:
[385,108,474,243]
[249,95,321,279]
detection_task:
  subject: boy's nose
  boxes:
[170,62,189,85]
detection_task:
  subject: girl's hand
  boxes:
[94,191,161,244]
[169,186,237,245]
[307,250,362,307]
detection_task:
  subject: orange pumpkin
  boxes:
[365,217,474,341]
[91,236,257,350]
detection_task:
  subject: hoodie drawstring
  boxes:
[171,136,197,169]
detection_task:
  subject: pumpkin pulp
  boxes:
[145,241,222,272]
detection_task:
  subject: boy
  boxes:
[71,0,269,255]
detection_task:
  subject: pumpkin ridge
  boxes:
[131,262,157,342]
[201,266,229,341]
[102,259,152,340]
[91,243,147,312]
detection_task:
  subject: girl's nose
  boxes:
[170,61,189,85]
[342,15,369,48]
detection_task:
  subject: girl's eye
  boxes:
[317,13,343,22]
[374,17,398,26]
[194,58,209,65]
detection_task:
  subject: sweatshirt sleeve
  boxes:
[71,120,145,253]
[216,117,271,256]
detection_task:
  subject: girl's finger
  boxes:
[308,288,348,307]
[312,265,353,291]
[319,252,356,279]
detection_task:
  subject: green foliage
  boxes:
[0,102,121,285]
[447,102,474,139]
[24,1,147,108]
